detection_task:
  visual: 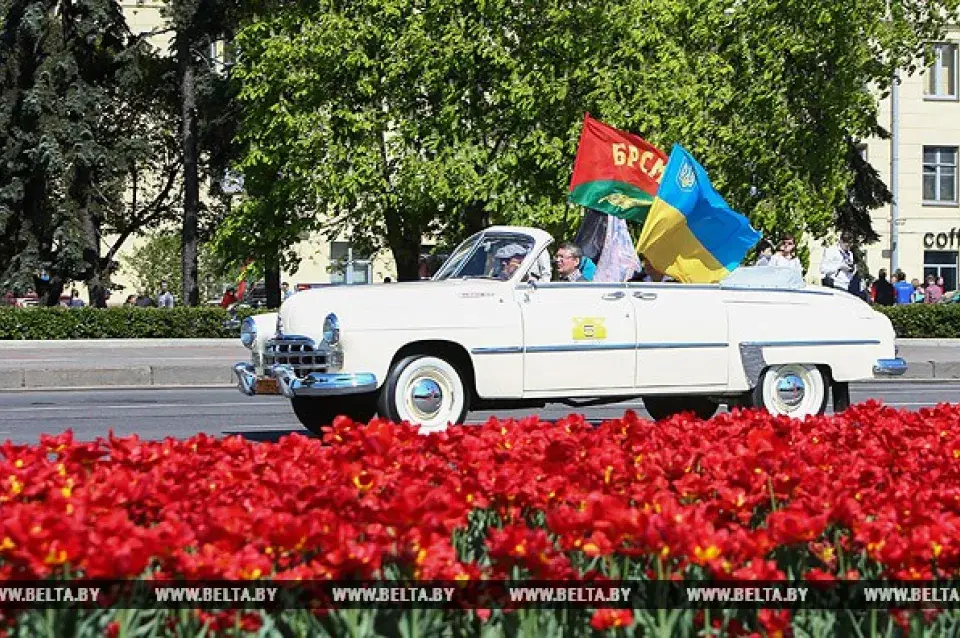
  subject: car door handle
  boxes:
[601,291,625,300]
[633,291,658,300]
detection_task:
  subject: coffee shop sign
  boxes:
[924,229,960,249]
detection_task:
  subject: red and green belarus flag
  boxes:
[567,114,668,223]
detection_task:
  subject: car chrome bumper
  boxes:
[873,357,908,376]
[233,363,377,398]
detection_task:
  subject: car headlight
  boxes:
[240,317,257,349]
[322,313,340,345]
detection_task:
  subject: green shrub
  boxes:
[0,306,274,340]
[875,303,960,338]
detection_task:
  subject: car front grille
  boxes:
[264,336,330,376]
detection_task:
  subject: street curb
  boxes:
[0,365,234,390]
[897,338,960,347]
[0,339,236,349]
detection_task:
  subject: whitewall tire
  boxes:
[377,355,469,432]
[753,364,828,418]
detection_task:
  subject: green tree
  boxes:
[0,0,137,304]
[160,0,245,306]
[221,0,632,283]
[0,0,195,307]
[594,0,956,248]
[120,232,241,303]
[223,0,957,282]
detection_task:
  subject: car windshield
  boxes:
[433,232,537,281]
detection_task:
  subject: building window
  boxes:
[925,43,958,99]
[924,250,958,292]
[923,146,958,204]
[329,242,372,284]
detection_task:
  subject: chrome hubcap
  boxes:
[775,373,806,408]
[410,378,443,417]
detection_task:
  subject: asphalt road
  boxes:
[0,381,955,445]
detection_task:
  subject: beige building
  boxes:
[808,26,960,291]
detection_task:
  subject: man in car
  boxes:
[555,242,585,282]
[496,244,528,280]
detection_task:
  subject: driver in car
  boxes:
[496,244,528,280]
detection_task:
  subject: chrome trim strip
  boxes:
[637,342,727,350]
[741,339,881,347]
[873,357,908,376]
[471,346,523,355]
[472,342,729,354]
[516,282,835,295]
[526,343,636,353]
[515,282,628,290]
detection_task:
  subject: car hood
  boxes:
[278,279,513,335]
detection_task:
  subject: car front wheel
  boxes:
[377,355,469,432]
[291,394,377,436]
[752,363,828,418]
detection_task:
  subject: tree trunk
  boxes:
[265,255,281,309]
[390,235,422,282]
[178,35,200,307]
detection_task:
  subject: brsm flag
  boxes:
[567,114,669,223]
[637,144,761,284]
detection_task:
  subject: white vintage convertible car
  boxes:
[233,226,906,434]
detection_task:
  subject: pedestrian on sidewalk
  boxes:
[157,280,175,308]
[893,271,913,305]
[872,269,895,306]
[925,275,944,304]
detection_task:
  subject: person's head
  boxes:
[160,279,168,292]
[71,289,79,298]
[226,286,235,295]
[383,277,392,283]
[878,268,888,281]
[912,278,921,289]
[555,242,583,277]
[756,240,773,257]
[927,274,937,286]
[778,235,796,256]
[282,282,289,290]
[496,244,527,278]
[839,232,854,249]
[125,294,135,305]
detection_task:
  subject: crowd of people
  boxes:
[868,270,945,306]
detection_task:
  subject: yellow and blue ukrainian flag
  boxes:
[637,144,761,283]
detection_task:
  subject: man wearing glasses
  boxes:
[555,242,585,282]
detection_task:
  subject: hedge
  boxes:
[0,306,274,340]
[874,303,960,339]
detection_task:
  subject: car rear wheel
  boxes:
[642,395,718,421]
[752,364,828,418]
[377,355,469,432]
[290,394,377,436]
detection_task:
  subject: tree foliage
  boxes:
[120,232,241,303]
[0,0,141,304]
[214,0,958,280]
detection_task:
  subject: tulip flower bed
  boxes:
[3,402,960,636]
